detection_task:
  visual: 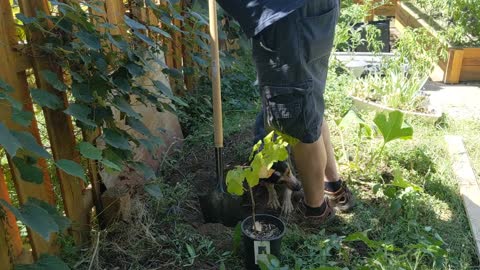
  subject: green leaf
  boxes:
[12,131,51,158]
[101,159,122,172]
[132,162,155,180]
[40,70,67,92]
[12,108,33,127]
[148,26,172,39]
[71,83,94,103]
[189,11,208,25]
[126,62,144,77]
[0,199,58,241]
[112,96,141,119]
[124,15,147,30]
[391,170,423,192]
[103,128,131,150]
[152,80,173,98]
[15,254,70,270]
[144,183,163,200]
[126,117,151,136]
[64,103,97,127]
[344,231,380,249]
[15,13,38,25]
[0,78,14,92]
[12,156,43,184]
[373,111,413,144]
[192,55,208,67]
[28,198,70,232]
[55,159,87,182]
[30,88,63,109]
[75,31,101,50]
[0,123,22,156]
[226,168,245,196]
[133,31,155,47]
[78,142,102,160]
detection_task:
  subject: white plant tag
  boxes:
[254,240,271,265]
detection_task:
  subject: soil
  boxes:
[243,220,282,240]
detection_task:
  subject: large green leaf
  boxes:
[103,128,131,150]
[64,103,97,127]
[30,88,63,109]
[144,183,163,200]
[29,198,70,232]
[148,26,172,39]
[391,170,423,192]
[126,117,151,136]
[226,168,246,196]
[12,108,33,127]
[133,31,155,47]
[12,131,51,158]
[15,254,70,270]
[132,162,155,180]
[0,78,14,92]
[112,96,141,119]
[55,159,87,182]
[71,83,94,103]
[75,30,101,50]
[78,142,102,160]
[0,199,58,241]
[12,156,43,184]
[40,70,67,92]
[373,111,413,144]
[124,15,147,30]
[0,123,22,156]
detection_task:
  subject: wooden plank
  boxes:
[0,0,58,258]
[81,129,106,229]
[463,48,480,59]
[445,136,480,259]
[18,0,90,246]
[181,0,195,92]
[445,49,464,84]
[459,65,480,82]
[0,221,13,270]
[0,167,23,259]
[105,0,126,36]
[14,52,32,73]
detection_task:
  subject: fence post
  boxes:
[0,167,23,261]
[0,0,58,258]
[18,0,91,245]
[0,221,13,270]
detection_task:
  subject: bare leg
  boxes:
[322,122,340,182]
[292,136,327,208]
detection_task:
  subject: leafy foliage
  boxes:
[226,131,289,196]
[0,198,70,241]
[374,110,413,144]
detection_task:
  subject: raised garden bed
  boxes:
[395,2,480,83]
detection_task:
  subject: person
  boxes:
[216,0,354,224]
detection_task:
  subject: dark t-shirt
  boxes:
[216,0,306,37]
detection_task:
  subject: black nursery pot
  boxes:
[241,214,286,270]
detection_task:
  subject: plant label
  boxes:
[254,240,271,265]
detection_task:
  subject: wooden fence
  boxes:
[0,0,199,268]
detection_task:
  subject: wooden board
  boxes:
[445,136,480,259]
[445,49,464,84]
[0,167,23,260]
[0,221,13,270]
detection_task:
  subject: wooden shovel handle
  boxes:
[208,0,223,148]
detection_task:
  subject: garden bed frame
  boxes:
[395,2,480,83]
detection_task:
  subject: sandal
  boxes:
[325,180,355,212]
[298,198,336,226]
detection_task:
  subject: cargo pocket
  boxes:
[262,83,313,141]
[298,6,339,62]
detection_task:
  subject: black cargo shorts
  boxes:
[252,0,340,143]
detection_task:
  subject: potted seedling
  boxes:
[226,131,292,270]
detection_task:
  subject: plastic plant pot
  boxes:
[241,214,286,270]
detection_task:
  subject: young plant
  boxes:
[225,131,290,231]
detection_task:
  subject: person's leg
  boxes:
[322,121,340,182]
[291,136,327,208]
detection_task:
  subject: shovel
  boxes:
[198,0,244,227]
